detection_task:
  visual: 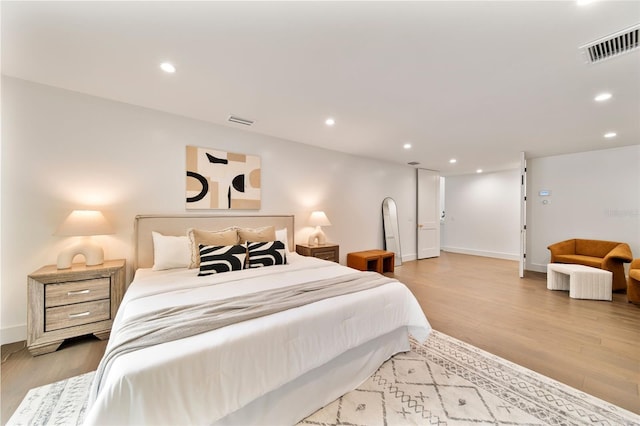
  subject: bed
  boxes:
[84,214,431,425]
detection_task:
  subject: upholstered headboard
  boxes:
[134,214,295,269]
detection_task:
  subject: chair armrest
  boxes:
[629,258,640,270]
[603,243,633,263]
[547,239,575,256]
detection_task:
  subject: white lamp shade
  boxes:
[309,211,331,227]
[54,210,114,236]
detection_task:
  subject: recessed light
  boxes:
[403,143,412,149]
[449,158,457,164]
[594,92,612,102]
[576,0,595,6]
[476,169,483,174]
[604,132,617,138]
[160,62,176,73]
[325,118,335,126]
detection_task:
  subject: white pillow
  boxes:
[152,231,191,271]
[275,228,291,254]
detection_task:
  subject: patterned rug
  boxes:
[8,330,640,425]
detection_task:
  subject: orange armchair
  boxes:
[628,259,640,304]
[547,239,633,292]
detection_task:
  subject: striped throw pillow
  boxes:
[198,244,247,276]
[247,241,286,268]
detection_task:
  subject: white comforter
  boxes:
[84,254,431,425]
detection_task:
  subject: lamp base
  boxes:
[57,241,105,269]
[307,226,327,246]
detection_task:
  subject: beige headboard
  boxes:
[134,214,295,269]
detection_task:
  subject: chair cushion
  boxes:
[554,254,603,268]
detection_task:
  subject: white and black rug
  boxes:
[8,330,640,425]
[302,330,640,425]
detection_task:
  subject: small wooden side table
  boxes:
[296,243,339,263]
[347,250,395,274]
[27,259,126,356]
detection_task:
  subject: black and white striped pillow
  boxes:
[247,241,286,268]
[198,244,247,276]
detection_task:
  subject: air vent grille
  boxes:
[580,24,639,64]
[228,115,254,126]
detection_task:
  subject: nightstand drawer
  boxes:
[45,278,110,307]
[296,243,339,263]
[45,299,111,332]
[314,249,338,262]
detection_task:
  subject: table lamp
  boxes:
[54,210,114,269]
[308,211,331,246]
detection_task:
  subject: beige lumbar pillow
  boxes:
[187,227,239,268]
[237,226,276,244]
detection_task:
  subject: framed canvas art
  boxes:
[186,146,261,210]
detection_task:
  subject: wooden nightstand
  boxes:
[296,243,339,263]
[27,259,126,356]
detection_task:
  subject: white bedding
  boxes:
[84,253,431,425]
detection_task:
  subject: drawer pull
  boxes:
[68,311,91,318]
[67,289,90,296]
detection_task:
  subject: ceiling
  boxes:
[2,1,639,175]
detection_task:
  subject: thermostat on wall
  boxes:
[538,190,551,196]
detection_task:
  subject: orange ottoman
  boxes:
[347,250,394,274]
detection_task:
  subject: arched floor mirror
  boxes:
[382,197,402,267]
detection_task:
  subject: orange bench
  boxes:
[347,250,395,274]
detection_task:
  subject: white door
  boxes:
[417,168,440,259]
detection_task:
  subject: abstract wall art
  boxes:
[186,145,261,210]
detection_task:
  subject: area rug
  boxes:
[8,330,640,425]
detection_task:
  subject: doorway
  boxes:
[417,168,441,259]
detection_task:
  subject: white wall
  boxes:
[1,77,417,344]
[442,169,521,260]
[526,146,640,272]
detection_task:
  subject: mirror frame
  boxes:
[382,197,402,266]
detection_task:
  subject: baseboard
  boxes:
[402,253,417,262]
[1,324,26,345]
[527,263,547,273]
[441,246,519,261]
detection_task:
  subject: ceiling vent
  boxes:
[407,161,420,166]
[228,115,254,126]
[580,23,639,64]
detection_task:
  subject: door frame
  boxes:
[519,152,527,278]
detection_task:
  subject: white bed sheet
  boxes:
[84,253,431,425]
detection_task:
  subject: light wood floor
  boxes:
[2,252,639,423]
[392,252,640,415]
